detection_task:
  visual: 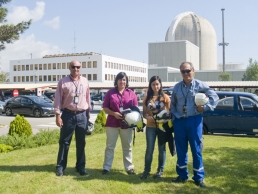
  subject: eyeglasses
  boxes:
[181,69,192,74]
[71,65,81,69]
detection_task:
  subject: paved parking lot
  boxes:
[0,104,143,136]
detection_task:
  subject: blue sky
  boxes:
[0,0,257,72]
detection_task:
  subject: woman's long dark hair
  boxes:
[145,76,164,106]
[114,72,129,88]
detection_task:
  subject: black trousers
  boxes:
[56,110,88,171]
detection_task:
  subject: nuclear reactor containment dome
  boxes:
[165,12,217,70]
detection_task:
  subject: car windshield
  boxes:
[28,96,47,103]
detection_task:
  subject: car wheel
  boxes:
[33,108,42,117]
[5,107,13,116]
[202,125,208,135]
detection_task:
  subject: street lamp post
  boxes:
[218,8,229,72]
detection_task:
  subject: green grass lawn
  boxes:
[0,132,257,194]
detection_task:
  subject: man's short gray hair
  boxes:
[180,62,194,70]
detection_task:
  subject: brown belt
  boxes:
[63,108,85,114]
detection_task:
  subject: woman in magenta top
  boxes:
[102,72,138,175]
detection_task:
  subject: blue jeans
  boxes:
[143,127,166,173]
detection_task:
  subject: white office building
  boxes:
[9,52,148,84]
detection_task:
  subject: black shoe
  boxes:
[195,180,206,187]
[56,169,63,177]
[153,171,163,179]
[172,176,187,183]
[127,169,135,175]
[102,169,109,175]
[77,168,88,176]
[140,171,150,179]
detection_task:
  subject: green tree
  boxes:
[93,109,107,134]
[95,109,107,127]
[219,72,231,81]
[0,71,8,82]
[242,58,258,81]
[0,0,31,51]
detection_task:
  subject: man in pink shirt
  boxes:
[54,60,91,176]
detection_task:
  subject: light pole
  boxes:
[218,8,229,72]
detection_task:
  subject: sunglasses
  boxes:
[181,69,192,74]
[71,65,81,69]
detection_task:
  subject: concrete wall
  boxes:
[168,70,245,81]
[148,40,199,70]
[149,69,246,82]
[148,68,168,82]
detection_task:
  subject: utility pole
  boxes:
[218,8,229,72]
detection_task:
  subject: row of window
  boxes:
[104,74,146,82]
[13,74,98,82]
[105,61,146,73]
[13,74,146,83]
[13,61,98,71]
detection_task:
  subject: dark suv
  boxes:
[203,91,258,135]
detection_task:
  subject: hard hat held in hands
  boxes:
[195,93,209,106]
[153,110,170,123]
[124,111,141,126]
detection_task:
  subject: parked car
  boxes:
[0,101,5,114]
[203,91,258,135]
[39,94,53,103]
[136,93,145,101]
[44,90,56,101]
[90,98,94,110]
[3,95,55,117]
[163,87,174,98]
[92,93,105,101]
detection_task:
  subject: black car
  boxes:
[44,91,56,101]
[40,94,53,103]
[3,95,55,117]
[203,91,258,135]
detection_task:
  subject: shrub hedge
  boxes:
[0,129,60,153]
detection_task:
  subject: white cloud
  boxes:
[7,1,45,24]
[0,34,62,72]
[44,17,60,30]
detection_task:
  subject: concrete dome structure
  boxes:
[165,12,217,70]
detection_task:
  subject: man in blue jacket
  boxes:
[170,62,218,187]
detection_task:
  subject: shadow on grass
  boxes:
[0,164,55,173]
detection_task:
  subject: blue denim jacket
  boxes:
[170,79,219,119]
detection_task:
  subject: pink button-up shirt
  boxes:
[54,75,91,114]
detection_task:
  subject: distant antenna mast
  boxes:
[73,31,76,53]
[218,8,229,72]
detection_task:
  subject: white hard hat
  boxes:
[195,93,209,106]
[153,109,170,123]
[124,111,141,126]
